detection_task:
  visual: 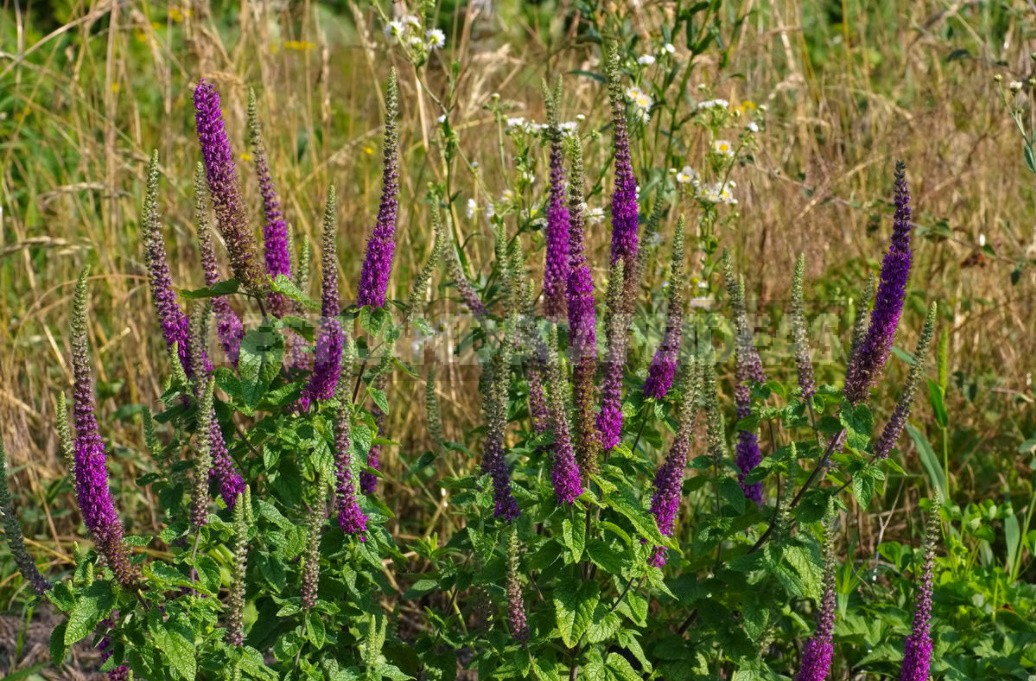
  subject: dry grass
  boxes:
[0,0,1033,594]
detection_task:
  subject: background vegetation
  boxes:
[0,0,1034,677]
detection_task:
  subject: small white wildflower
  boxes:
[575,113,586,122]
[758,104,768,112]
[1010,80,1024,92]
[675,166,697,184]
[712,139,734,158]
[486,203,495,219]
[625,85,643,100]
[978,233,986,247]
[698,280,708,289]
[437,114,447,124]
[637,54,656,66]
[466,198,477,219]
[697,98,729,111]
[747,121,760,133]
[403,15,422,29]
[425,28,446,50]
[501,189,516,204]
[584,205,606,224]
[407,35,425,50]
[506,116,527,132]
[559,121,578,135]
[663,43,675,55]
[385,20,405,38]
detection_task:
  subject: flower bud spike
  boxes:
[0,439,52,595]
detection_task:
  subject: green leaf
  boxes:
[586,609,621,644]
[151,620,197,680]
[586,539,627,575]
[553,580,600,647]
[907,424,945,499]
[181,279,240,300]
[839,401,873,451]
[606,489,672,548]
[50,621,68,666]
[561,517,585,563]
[605,653,642,681]
[238,326,285,405]
[1025,142,1036,175]
[270,274,320,310]
[64,581,115,647]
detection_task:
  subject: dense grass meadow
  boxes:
[1,0,1035,679]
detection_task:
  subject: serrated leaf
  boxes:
[181,279,240,300]
[152,620,196,680]
[840,401,873,451]
[50,621,68,666]
[64,581,114,647]
[238,326,285,405]
[270,274,319,310]
[553,580,600,647]
[605,653,642,681]
[557,517,583,562]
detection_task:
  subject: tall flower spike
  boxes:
[480,336,520,522]
[701,344,728,465]
[186,295,245,510]
[357,68,400,309]
[725,255,766,505]
[445,237,487,319]
[191,376,216,527]
[0,439,52,595]
[874,303,937,460]
[141,151,192,372]
[360,381,387,496]
[404,199,446,326]
[300,494,324,609]
[844,162,914,405]
[795,520,838,681]
[505,529,530,644]
[542,78,570,321]
[300,187,344,411]
[195,162,243,366]
[848,273,875,363]
[900,504,939,681]
[791,254,816,401]
[248,89,293,318]
[604,43,640,274]
[334,339,368,538]
[644,216,687,400]
[194,79,264,294]
[426,365,445,448]
[648,359,702,567]
[625,192,667,314]
[225,488,248,646]
[596,260,628,454]
[525,342,549,435]
[564,136,600,472]
[545,342,584,505]
[57,392,75,478]
[70,269,140,588]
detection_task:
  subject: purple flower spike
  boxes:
[526,358,549,435]
[300,188,343,411]
[545,345,583,505]
[565,138,600,474]
[725,255,766,504]
[70,270,140,588]
[506,531,529,643]
[481,351,520,522]
[334,348,368,539]
[209,418,246,509]
[795,524,838,681]
[900,507,938,681]
[193,79,264,294]
[142,152,192,373]
[874,303,937,460]
[248,89,293,318]
[597,261,628,452]
[648,373,700,566]
[195,163,243,366]
[845,162,913,405]
[542,81,570,321]
[357,69,400,309]
[361,399,386,496]
[605,45,639,273]
[644,218,687,400]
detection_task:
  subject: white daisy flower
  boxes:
[637,54,656,66]
[425,28,446,50]
[466,198,477,219]
[584,205,606,224]
[697,98,729,111]
[747,121,760,133]
[675,166,697,184]
[385,20,405,38]
[712,139,734,158]
[663,43,676,55]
